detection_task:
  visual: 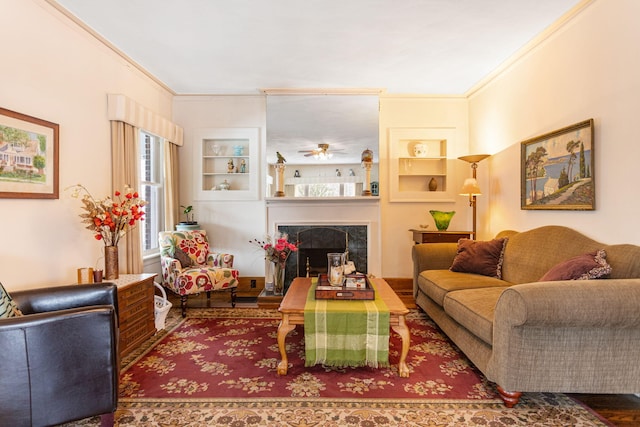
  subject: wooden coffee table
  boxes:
[277,277,411,377]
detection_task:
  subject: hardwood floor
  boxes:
[569,394,640,426]
[164,286,640,426]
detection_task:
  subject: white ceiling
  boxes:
[52,0,582,95]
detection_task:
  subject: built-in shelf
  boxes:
[389,128,457,202]
[194,128,259,200]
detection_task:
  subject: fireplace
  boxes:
[277,224,368,291]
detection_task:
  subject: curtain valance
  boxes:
[107,94,183,146]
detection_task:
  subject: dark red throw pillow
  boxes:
[450,238,508,279]
[539,249,611,281]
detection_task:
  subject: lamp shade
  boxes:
[460,178,481,196]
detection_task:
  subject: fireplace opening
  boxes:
[298,247,345,277]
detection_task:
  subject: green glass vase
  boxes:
[429,210,455,231]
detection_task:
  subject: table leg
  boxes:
[277,314,296,375]
[391,315,410,377]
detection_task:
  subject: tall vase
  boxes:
[273,262,285,295]
[104,245,119,280]
[264,261,275,292]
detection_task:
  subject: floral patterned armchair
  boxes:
[159,230,238,317]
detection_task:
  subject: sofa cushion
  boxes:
[0,281,22,318]
[443,287,505,345]
[418,269,511,307]
[450,237,508,279]
[539,249,611,281]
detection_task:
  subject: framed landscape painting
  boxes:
[521,119,594,210]
[0,107,59,199]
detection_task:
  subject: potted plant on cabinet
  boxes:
[176,205,200,231]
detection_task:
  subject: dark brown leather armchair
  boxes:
[0,284,119,427]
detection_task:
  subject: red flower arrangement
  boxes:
[68,184,147,247]
[251,232,298,265]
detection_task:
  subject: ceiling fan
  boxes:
[298,143,344,159]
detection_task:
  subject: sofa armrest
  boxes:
[488,278,640,394]
[412,242,458,295]
[12,283,118,316]
[207,252,234,268]
[161,255,184,271]
[496,279,640,328]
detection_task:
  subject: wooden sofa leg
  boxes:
[180,295,188,317]
[100,413,115,427]
[230,288,237,308]
[497,385,522,408]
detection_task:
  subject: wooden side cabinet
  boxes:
[409,229,473,244]
[111,273,157,358]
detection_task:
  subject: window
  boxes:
[139,131,164,255]
[293,182,357,197]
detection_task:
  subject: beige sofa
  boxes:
[412,225,640,407]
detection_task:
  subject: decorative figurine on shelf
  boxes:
[227,158,234,173]
[276,151,286,164]
[240,159,246,173]
[349,168,355,176]
[294,169,300,178]
[336,169,341,177]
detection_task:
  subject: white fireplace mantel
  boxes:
[265,196,380,205]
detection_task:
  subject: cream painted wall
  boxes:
[379,96,471,277]
[0,1,174,290]
[172,96,268,277]
[468,0,640,245]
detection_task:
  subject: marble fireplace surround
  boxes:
[266,198,381,291]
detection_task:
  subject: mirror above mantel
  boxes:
[265,91,380,198]
[265,92,380,165]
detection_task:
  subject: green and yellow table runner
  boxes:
[304,278,390,368]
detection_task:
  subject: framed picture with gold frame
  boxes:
[0,107,59,199]
[521,119,594,210]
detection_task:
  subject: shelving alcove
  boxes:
[388,127,457,202]
[193,127,260,201]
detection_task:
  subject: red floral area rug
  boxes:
[120,309,499,402]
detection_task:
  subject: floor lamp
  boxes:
[458,154,490,240]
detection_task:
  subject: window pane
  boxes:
[141,183,163,252]
[139,131,164,255]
